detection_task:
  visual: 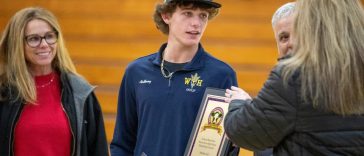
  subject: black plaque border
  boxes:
[184,87,230,156]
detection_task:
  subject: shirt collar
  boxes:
[150,43,206,71]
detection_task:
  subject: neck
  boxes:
[163,44,199,63]
[30,66,54,76]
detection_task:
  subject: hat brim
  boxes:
[167,0,221,8]
[196,1,221,8]
[202,1,221,8]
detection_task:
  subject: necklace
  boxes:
[160,51,174,79]
[36,74,55,88]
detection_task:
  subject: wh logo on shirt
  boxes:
[185,73,203,92]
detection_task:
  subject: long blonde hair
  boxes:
[282,0,364,115]
[0,7,77,103]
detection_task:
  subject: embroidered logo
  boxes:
[184,73,203,92]
[201,107,224,135]
[139,80,152,84]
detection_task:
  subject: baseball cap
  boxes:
[164,0,221,8]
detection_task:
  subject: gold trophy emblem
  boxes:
[201,107,224,135]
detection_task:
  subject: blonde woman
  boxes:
[0,7,108,156]
[224,0,364,155]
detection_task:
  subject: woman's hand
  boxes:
[225,86,252,103]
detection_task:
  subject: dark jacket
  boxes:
[0,72,109,156]
[224,65,364,155]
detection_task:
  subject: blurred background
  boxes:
[1,0,295,155]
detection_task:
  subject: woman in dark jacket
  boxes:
[224,0,364,155]
[0,7,108,156]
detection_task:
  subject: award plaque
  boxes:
[184,88,231,156]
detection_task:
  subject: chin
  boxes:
[35,60,53,66]
[183,40,200,47]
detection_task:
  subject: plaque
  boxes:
[184,88,231,156]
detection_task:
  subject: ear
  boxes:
[161,13,171,24]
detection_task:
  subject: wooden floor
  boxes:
[0,0,297,155]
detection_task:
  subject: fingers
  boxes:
[225,89,233,96]
[231,86,239,90]
[225,97,231,103]
[231,86,244,93]
[225,86,252,101]
[227,86,242,97]
[225,89,232,103]
[225,91,231,98]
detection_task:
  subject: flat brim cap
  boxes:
[164,0,221,8]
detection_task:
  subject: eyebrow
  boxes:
[25,31,55,36]
[180,7,208,15]
[279,31,289,36]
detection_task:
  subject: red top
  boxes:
[14,72,72,156]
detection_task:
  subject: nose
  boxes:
[39,38,49,47]
[190,16,201,28]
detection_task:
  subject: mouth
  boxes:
[35,51,51,56]
[186,31,200,36]
[286,49,293,55]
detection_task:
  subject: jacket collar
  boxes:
[60,72,95,98]
[150,43,207,71]
[59,71,95,156]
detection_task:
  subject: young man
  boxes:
[110,0,238,156]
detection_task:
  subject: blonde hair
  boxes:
[0,7,77,103]
[282,0,364,115]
